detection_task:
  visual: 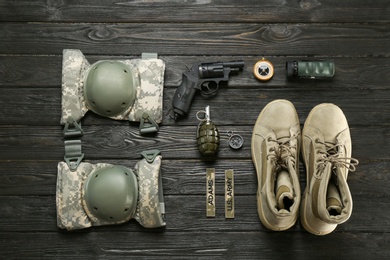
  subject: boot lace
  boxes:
[315,139,359,177]
[267,134,298,173]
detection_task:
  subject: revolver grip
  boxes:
[172,74,198,120]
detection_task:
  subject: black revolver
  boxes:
[172,61,245,121]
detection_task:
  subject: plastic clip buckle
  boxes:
[63,117,84,171]
[141,149,161,164]
[139,112,159,135]
[64,140,84,171]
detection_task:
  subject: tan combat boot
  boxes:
[251,100,301,231]
[301,103,359,235]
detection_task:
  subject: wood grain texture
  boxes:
[1,23,389,56]
[1,0,389,23]
[0,231,389,259]
[0,194,388,233]
[0,87,389,126]
[0,0,390,258]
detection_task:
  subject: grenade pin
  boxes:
[196,105,210,123]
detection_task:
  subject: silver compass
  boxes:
[227,131,244,149]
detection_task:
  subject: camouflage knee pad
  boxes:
[60,49,165,171]
[56,151,165,230]
[60,49,165,126]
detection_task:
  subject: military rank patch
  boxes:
[206,168,216,217]
[225,169,234,219]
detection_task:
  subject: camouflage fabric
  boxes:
[56,161,111,230]
[56,155,165,230]
[60,49,90,125]
[134,154,166,228]
[60,49,165,125]
[113,59,165,123]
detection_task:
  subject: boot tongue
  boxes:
[326,180,342,215]
[275,170,294,212]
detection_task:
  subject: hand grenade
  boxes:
[196,106,220,156]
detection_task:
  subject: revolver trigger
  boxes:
[200,81,219,96]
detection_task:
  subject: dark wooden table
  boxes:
[1,1,389,259]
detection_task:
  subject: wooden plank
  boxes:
[1,55,390,89]
[0,55,62,87]
[1,231,388,259]
[0,159,385,197]
[1,0,389,23]
[0,194,388,233]
[0,87,389,126]
[0,125,385,160]
[1,23,389,56]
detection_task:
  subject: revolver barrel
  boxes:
[198,60,244,79]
